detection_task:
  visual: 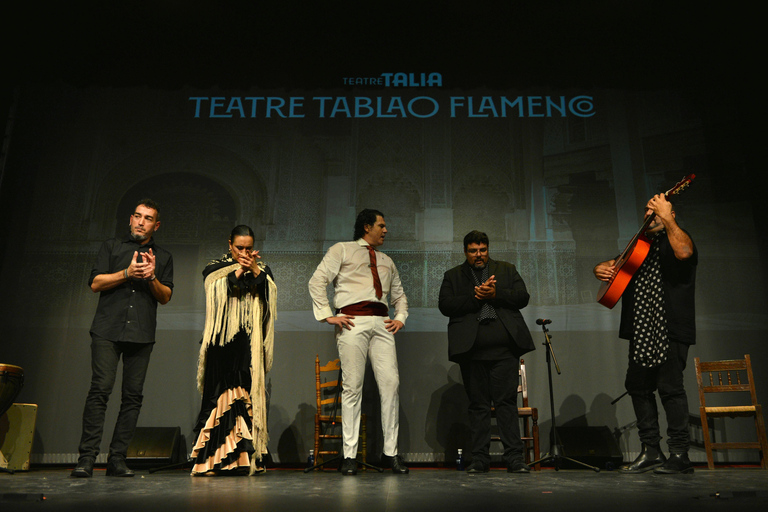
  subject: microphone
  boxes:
[535,318,552,325]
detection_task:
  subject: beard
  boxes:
[130,230,149,242]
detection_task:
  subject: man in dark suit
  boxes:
[438,230,535,474]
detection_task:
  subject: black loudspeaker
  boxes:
[126,427,182,465]
[556,426,623,469]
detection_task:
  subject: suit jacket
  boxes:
[438,258,535,362]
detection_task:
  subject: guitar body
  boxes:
[597,233,651,309]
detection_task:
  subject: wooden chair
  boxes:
[491,358,541,470]
[312,356,366,469]
[694,354,768,469]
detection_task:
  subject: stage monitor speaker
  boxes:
[126,427,182,465]
[0,403,38,471]
[557,425,623,470]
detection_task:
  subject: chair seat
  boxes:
[703,405,757,416]
[317,415,343,422]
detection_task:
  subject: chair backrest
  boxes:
[519,358,529,407]
[695,354,759,407]
[315,356,343,416]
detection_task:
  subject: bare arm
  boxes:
[593,259,617,282]
[147,277,173,304]
[91,251,143,292]
[91,270,130,293]
[92,249,172,304]
[139,249,172,304]
[663,220,694,260]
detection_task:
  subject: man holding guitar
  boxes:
[594,192,697,474]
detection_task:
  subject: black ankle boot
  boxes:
[106,456,135,477]
[653,452,694,474]
[618,444,666,474]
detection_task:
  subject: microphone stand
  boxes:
[611,390,628,405]
[529,320,600,472]
[148,457,193,474]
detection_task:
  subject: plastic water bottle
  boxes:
[307,449,315,468]
[456,448,465,471]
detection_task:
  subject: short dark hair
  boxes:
[353,209,384,240]
[136,198,161,221]
[229,224,255,242]
[463,230,489,250]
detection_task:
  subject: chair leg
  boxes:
[313,415,321,467]
[755,405,768,470]
[532,422,540,471]
[521,416,530,464]
[700,407,715,470]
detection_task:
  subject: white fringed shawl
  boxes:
[196,261,276,473]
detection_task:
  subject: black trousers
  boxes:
[77,336,154,460]
[459,357,523,465]
[625,342,690,454]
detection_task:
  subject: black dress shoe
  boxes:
[71,457,95,478]
[507,460,531,473]
[381,454,409,474]
[340,457,357,476]
[618,444,666,474]
[465,460,489,474]
[653,453,694,474]
[106,457,135,477]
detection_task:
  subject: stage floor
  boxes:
[2,465,767,512]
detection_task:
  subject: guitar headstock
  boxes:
[665,174,696,197]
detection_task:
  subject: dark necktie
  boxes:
[366,246,383,299]
[471,265,497,322]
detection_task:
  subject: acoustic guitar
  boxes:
[597,174,695,309]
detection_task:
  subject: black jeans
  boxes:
[77,336,153,460]
[459,357,523,466]
[625,342,690,453]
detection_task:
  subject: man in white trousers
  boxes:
[308,208,409,476]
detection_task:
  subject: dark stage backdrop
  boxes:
[1,80,766,465]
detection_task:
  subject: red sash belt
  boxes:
[338,301,388,317]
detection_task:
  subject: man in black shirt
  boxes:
[439,230,535,474]
[594,194,697,474]
[71,199,174,478]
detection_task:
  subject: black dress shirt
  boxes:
[619,230,697,345]
[89,236,174,343]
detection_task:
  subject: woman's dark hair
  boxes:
[229,225,255,242]
[463,230,489,250]
[352,209,384,240]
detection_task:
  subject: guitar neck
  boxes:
[617,213,654,262]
